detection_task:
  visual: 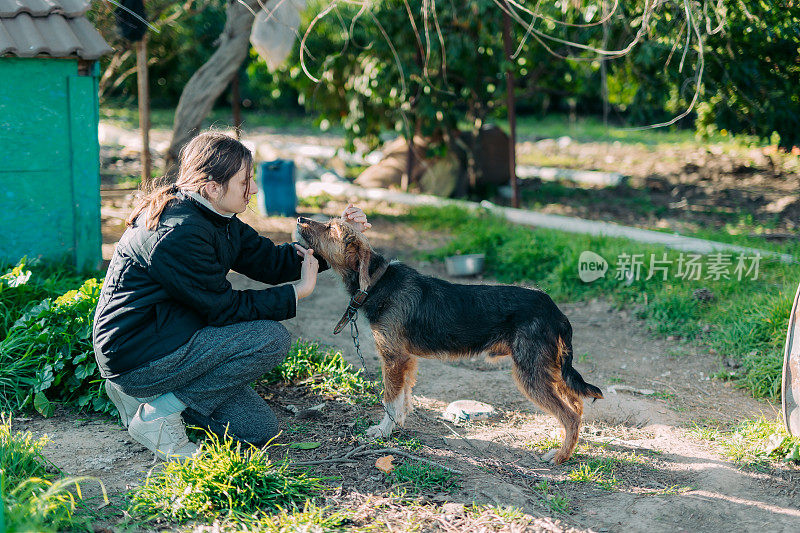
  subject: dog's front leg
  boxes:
[366,355,414,439]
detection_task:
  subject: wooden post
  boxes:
[231,71,242,139]
[502,3,519,208]
[601,0,610,128]
[136,34,151,187]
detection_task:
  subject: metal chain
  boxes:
[348,311,398,426]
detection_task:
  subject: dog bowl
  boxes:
[445,253,485,277]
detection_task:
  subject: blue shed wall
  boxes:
[0,57,102,270]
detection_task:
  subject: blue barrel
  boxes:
[256,159,297,217]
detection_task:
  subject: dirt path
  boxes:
[15,208,800,531]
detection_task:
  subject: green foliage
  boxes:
[237,503,351,532]
[91,0,798,147]
[533,480,570,514]
[0,272,113,416]
[1,416,101,532]
[693,416,800,466]
[697,3,800,147]
[402,205,799,400]
[286,0,543,152]
[386,461,459,494]
[91,1,224,105]
[263,340,378,403]
[0,415,52,488]
[129,430,324,524]
[567,458,620,490]
[0,259,86,339]
[709,291,791,399]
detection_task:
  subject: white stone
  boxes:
[443,400,496,423]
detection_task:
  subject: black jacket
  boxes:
[93,193,310,378]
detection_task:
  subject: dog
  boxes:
[296,216,603,464]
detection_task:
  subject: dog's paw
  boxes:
[540,448,558,464]
[365,425,390,439]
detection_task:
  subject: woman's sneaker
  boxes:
[104,380,142,427]
[128,405,199,462]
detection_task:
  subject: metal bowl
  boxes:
[445,253,485,277]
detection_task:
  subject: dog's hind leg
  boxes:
[366,354,416,439]
[512,362,582,465]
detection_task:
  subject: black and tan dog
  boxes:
[296,216,603,464]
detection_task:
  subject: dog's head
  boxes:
[296,216,374,290]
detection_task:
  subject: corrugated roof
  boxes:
[0,0,88,18]
[0,0,110,59]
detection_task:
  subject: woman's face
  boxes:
[209,164,257,214]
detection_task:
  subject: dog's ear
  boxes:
[345,240,372,291]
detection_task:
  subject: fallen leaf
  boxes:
[289,442,321,450]
[375,455,395,473]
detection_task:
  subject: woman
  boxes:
[92,131,370,461]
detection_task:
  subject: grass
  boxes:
[102,106,741,147]
[234,503,352,531]
[100,105,342,135]
[471,114,754,147]
[526,435,563,453]
[129,430,325,525]
[533,480,570,514]
[298,193,338,210]
[262,339,378,404]
[400,205,799,400]
[374,434,423,452]
[692,416,800,467]
[386,460,459,495]
[0,415,103,532]
[566,457,621,490]
[521,181,668,219]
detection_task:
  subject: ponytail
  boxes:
[126,180,180,230]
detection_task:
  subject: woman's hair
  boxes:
[126,131,254,229]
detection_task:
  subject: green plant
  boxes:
[693,416,800,466]
[129,430,325,524]
[0,259,87,339]
[375,435,423,452]
[298,194,336,210]
[386,461,459,494]
[263,340,378,403]
[238,503,352,532]
[0,416,104,532]
[0,278,111,416]
[567,458,620,490]
[533,480,569,514]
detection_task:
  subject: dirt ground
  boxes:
[13,190,800,532]
[515,139,800,235]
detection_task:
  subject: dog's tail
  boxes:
[558,337,604,400]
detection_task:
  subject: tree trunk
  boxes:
[502,2,519,208]
[231,70,242,139]
[165,0,261,174]
[137,35,151,188]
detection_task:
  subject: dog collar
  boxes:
[333,263,389,335]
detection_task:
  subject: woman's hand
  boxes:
[341,204,372,232]
[294,245,319,299]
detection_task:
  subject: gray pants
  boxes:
[112,320,290,446]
